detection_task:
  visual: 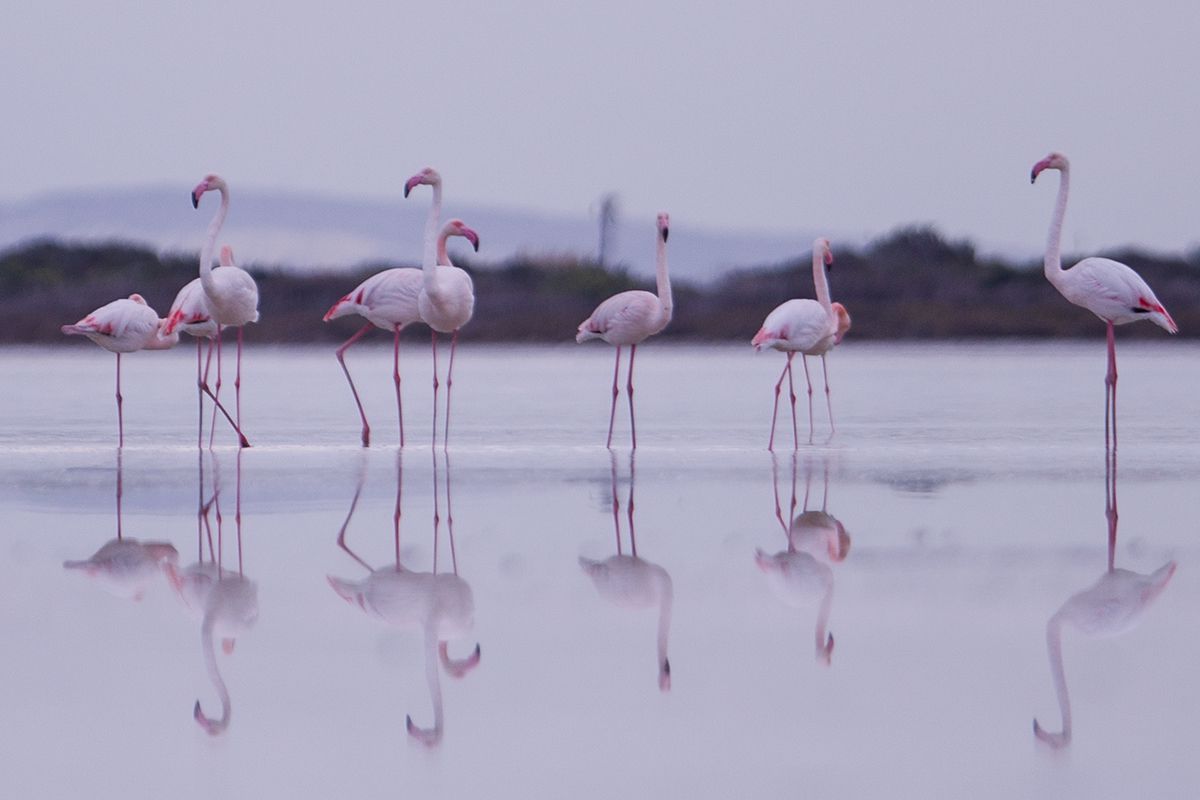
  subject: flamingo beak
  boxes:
[1030,159,1050,183]
[661,227,669,243]
[191,189,201,209]
[464,228,480,252]
[659,659,671,692]
[403,175,422,198]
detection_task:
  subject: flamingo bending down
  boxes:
[1030,152,1177,451]
[576,212,673,449]
[406,167,479,449]
[752,238,851,449]
[168,245,246,448]
[166,174,258,448]
[62,294,179,447]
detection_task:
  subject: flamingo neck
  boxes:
[436,232,453,268]
[422,183,445,296]
[200,186,229,298]
[656,574,673,671]
[1036,615,1071,746]
[812,247,832,312]
[655,233,673,319]
[196,608,232,734]
[815,580,834,663]
[1043,165,1070,288]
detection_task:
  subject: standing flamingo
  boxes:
[752,238,851,449]
[405,167,478,448]
[167,245,246,448]
[166,174,258,448]
[1030,152,1177,451]
[62,294,179,447]
[323,249,424,447]
[576,212,673,449]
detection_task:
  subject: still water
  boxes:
[2,342,1197,797]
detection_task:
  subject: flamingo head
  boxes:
[814,237,833,269]
[219,245,235,266]
[404,166,441,198]
[657,212,670,243]
[191,174,226,208]
[441,218,480,252]
[832,302,852,344]
[830,520,851,562]
[1030,152,1069,183]
[128,293,147,304]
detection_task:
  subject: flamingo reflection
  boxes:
[579,451,674,691]
[165,450,258,736]
[754,454,850,666]
[62,450,179,600]
[1033,443,1175,749]
[328,451,481,747]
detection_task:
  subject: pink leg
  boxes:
[235,326,246,447]
[432,449,442,573]
[210,329,222,449]
[115,352,124,448]
[201,329,249,447]
[115,449,124,540]
[626,451,638,555]
[768,358,790,451]
[1106,430,1118,573]
[196,339,204,448]
[444,330,459,450]
[235,449,244,576]
[821,354,835,436]
[445,451,458,575]
[610,451,623,554]
[606,347,622,449]
[787,353,799,450]
[1105,321,1118,453]
[627,344,638,450]
[205,339,218,445]
[431,331,440,448]
[394,452,404,567]
[801,355,814,444]
[335,322,374,447]
[394,325,404,448]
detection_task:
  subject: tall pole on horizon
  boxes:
[597,193,618,269]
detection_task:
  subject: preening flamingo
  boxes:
[1030,152,1177,451]
[61,293,178,447]
[168,245,246,448]
[328,450,481,746]
[406,166,479,449]
[167,174,258,448]
[578,452,673,690]
[323,244,424,447]
[752,238,851,449]
[576,212,673,449]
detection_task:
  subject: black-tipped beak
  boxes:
[472,237,480,253]
[403,185,412,198]
[661,228,669,243]
[1029,171,1037,184]
[191,191,200,209]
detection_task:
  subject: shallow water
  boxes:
[2,342,1197,797]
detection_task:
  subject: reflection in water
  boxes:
[579,452,674,691]
[165,450,259,736]
[328,451,482,747]
[754,454,850,666]
[1033,444,1176,749]
[62,450,179,600]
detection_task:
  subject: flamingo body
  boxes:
[418,267,475,333]
[1050,256,1177,333]
[752,298,839,355]
[325,268,424,330]
[167,279,219,340]
[62,294,176,353]
[576,290,671,346]
[63,538,179,600]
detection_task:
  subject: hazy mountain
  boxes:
[0,187,840,283]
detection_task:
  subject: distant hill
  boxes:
[0,186,838,284]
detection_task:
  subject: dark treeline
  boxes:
[6,226,1200,344]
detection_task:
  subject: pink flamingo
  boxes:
[168,245,247,448]
[1031,152,1177,450]
[405,167,479,448]
[62,293,178,447]
[576,212,673,449]
[166,174,258,448]
[324,242,424,447]
[752,238,852,449]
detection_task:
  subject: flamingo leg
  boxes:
[627,451,637,556]
[335,474,372,573]
[210,328,222,449]
[335,322,374,447]
[606,346,622,449]
[432,448,441,573]
[115,352,124,448]
[235,449,244,576]
[768,358,790,451]
[394,452,404,567]
[610,450,622,554]
[786,353,799,450]
[821,354,835,436]
[235,326,245,446]
[1105,321,1118,453]
[431,330,440,449]
[1106,417,1118,573]
[801,355,815,444]
[444,329,459,450]
[115,449,124,540]
[394,324,404,448]
[627,344,638,450]
[196,339,204,448]
[204,338,218,446]
[446,451,458,575]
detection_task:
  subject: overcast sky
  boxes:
[3,1,1197,256]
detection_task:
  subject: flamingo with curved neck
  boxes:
[193,572,258,735]
[752,238,850,449]
[576,212,673,449]
[1030,152,1176,451]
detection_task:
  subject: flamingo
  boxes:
[576,212,673,449]
[405,167,478,448]
[167,245,246,448]
[1030,152,1177,451]
[754,454,850,666]
[166,174,258,448]
[578,452,673,691]
[752,238,852,449]
[61,294,178,447]
[328,449,481,747]
[323,251,424,447]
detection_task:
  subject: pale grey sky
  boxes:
[3,1,1198,256]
